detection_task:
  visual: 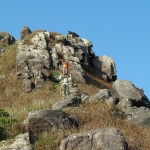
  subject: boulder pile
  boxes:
[16,26,117,93]
[0,26,149,150]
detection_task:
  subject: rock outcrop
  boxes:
[23,109,78,144]
[0,133,33,150]
[60,128,128,150]
[0,32,15,56]
[112,80,149,107]
[16,26,117,93]
[1,26,150,149]
[52,95,82,110]
[92,55,117,81]
[124,106,150,126]
[20,26,32,40]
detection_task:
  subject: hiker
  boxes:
[60,73,71,96]
[60,59,69,75]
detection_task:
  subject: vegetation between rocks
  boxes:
[0,43,150,150]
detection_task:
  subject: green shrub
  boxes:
[34,133,58,150]
[0,109,9,139]
[0,109,17,140]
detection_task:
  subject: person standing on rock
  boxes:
[60,59,69,75]
[60,73,71,96]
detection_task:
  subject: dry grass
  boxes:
[0,44,17,75]
[23,31,38,45]
[46,32,62,47]
[23,31,62,47]
[0,32,8,37]
[64,102,150,150]
[0,77,62,139]
[76,66,112,96]
[83,66,112,90]
[1,43,150,150]
[34,102,150,150]
[0,32,8,48]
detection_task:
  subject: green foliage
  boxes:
[52,70,60,76]
[0,109,17,140]
[0,109,10,139]
[34,133,58,150]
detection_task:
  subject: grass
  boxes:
[64,102,150,150]
[0,32,15,48]
[46,32,63,47]
[0,42,150,150]
[23,30,62,47]
[34,101,150,150]
[0,44,17,75]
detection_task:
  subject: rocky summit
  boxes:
[15,26,117,93]
[0,26,149,150]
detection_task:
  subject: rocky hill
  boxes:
[0,26,150,150]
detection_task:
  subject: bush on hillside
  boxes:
[0,109,17,140]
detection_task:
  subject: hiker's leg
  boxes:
[64,68,66,75]
[66,85,70,95]
[63,84,66,95]
[63,68,65,75]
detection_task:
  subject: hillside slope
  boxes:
[0,29,150,150]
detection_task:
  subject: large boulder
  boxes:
[16,29,117,93]
[27,109,76,144]
[0,32,15,46]
[74,92,89,103]
[20,26,32,40]
[92,55,117,81]
[55,34,66,44]
[124,106,150,127]
[88,89,114,102]
[52,95,82,110]
[22,79,32,93]
[31,32,47,49]
[60,128,128,150]
[69,63,86,83]
[16,37,51,92]
[0,133,33,150]
[117,98,133,112]
[112,80,150,107]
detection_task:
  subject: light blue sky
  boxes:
[1,0,150,99]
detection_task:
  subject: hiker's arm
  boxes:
[60,59,64,65]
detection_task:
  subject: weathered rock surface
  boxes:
[20,26,32,40]
[124,106,150,127]
[92,55,117,81]
[75,92,89,103]
[16,32,51,92]
[21,79,32,93]
[88,89,112,102]
[0,32,15,56]
[60,127,128,150]
[25,109,76,144]
[0,32,15,45]
[52,95,82,110]
[16,27,119,93]
[0,133,33,150]
[112,80,150,107]
[117,98,133,112]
